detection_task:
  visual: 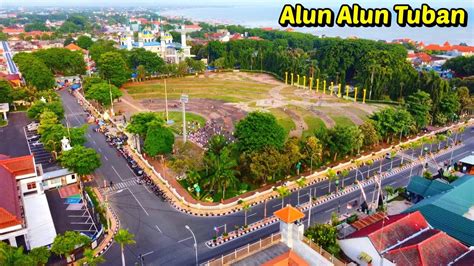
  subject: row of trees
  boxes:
[13,47,86,90]
[443,55,474,77]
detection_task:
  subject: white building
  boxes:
[0,154,56,250]
[119,24,192,64]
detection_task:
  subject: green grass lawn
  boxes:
[269,108,296,135]
[332,116,355,127]
[0,119,7,127]
[303,116,326,137]
[156,111,206,134]
[125,75,274,102]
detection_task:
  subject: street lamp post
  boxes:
[185,225,198,266]
[180,94,189,143]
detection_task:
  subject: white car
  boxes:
[27,122,39,131]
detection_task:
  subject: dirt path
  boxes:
[308,107,336,128]
[283,107,308,138]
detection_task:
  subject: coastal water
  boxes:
[160,4,474,45]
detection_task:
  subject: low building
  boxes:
[40,167,77,190]
[459,155,474,174]
[339,211,470,266]
[404,175,474,246]
[406,175,454,202]
[0,154,56,249]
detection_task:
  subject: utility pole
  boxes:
[307,188,312,228]
[164,79,169,122]
[180,94,189,142]
[109,80,114,116]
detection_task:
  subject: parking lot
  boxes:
[24,125,56,170]
[46,187,100,238]
[0,112,31,157]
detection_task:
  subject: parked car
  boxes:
[27,122,39,131]
[27,135,40,141]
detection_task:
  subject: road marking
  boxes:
[98,147,102,152]
[323,208,334,213]
[155,225,162,233]
[299,193,309,198]
[272,203,282,208]
[112,166,124,181]
[127,188,149,216]
[177,236,193,243]
[104,155,108,161]
[248,212,257,217]
[87,133,92,138]
[92,140,96,144]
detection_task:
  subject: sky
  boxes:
[2,0,473,8]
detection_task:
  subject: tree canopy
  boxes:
[97,51,131,87]
[85,82,123,107]
[143,122,175,156]
[33,48,86,76]
[405,90,432,129]
[13,53,55,90]
[76,35,94,50]
[125,48,165,74]
[126,112,164,138]
[27,100,64,120]
[235,111,286,152]
[443,56,474,77]
[51,231,90,259]
[0,79,13,104]
[59,146,101,176]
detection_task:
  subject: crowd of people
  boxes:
[188,119,235,148]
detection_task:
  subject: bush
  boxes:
[85,187,108,229]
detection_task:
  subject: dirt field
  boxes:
[118,72,385,137]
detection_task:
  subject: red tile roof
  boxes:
[385,229,468,265]
[414,52,432,63]
[262,250,309,266]
[423,43,474,53]
[0,207,21,229]
[2,27,24,34]
[64,43,84,52]
[0,166,22,223]
[0,155,35,177]
[351,212,386,230]
[347,211,429,252]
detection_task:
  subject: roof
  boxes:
[384,229,468,265]
[0,166,22,223]
[42,167,73,181]
[460,155,474,165]
[404,175,474,245]
[64,43,83,52]
[347,212,429,252]
[452,249,474,265]
[261,250,309,266]
[0,207,21,229]
[0,155,35,176]
[351,212,386,230]
[23,193,57,248]
[274,205,305,224]
[407,176,432,197]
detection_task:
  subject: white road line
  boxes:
[323,208,334,213]
[177,236,192,243]
[112,166,124,181]
[155,225,162,233]
[272,203,282,208]
[127,188,149,216]
[248,212,257,217]
[98,147,102,152]
[104,155,108,161]
[298,193,309,198]
[92,140,96,144]
[87,133,92,138]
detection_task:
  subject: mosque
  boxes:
[119,24,192,64]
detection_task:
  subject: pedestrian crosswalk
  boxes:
[103,179,138,193]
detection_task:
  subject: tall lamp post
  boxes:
[180,94,189,142]
[185,225,198,266]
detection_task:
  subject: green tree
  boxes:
[0,79,13,104]
[405,90,432,129]
[33,48,86,76]
[0,243,32,266]
[203,145,239,199]
[304,223,340,255]
[302,136,323,171]
[28,247,50,266]
[51,231,90,262]
[241,201,251,227]
[114,229,136,266]
[89,39,117,62]
[276,186,290,206]
[235,112,286,152]
[59,146,101,177]
[143,122,175,156]
[136,65,146,81]
[41,124,86,153]
[169,141,204,176]
[359,120,379,148]
[456,86,472,114]
[85,82,123,107]
[443,56,474,77]
[27,100,64,120]
[76,35,94,50]
[97,52,130,87]
[126,112,163,138]
[83,76,105,92]
[247,147,289,184]
[438,92,461,123]
[13,53,55,90]
[125,48,165,74]
[63,36,75,46]
[296,177,306,205]
[79,248,105,266]
[326,168,338,194]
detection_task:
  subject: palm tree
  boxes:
[457,126,466,142]
[114,229,136,266]
[241,201,251,227]
[340,169,349,188]
[390,150,397,170]
[436,134,447,151]
[295,177,306,205]
[80,249,105,266]
[204,147,239,200]
[0,243,31,266]
[276,186,290,207]
[326,168,338,194]
[354,160,363,181]
[384,185,395,198]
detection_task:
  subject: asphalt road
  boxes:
[59,90,474,266]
